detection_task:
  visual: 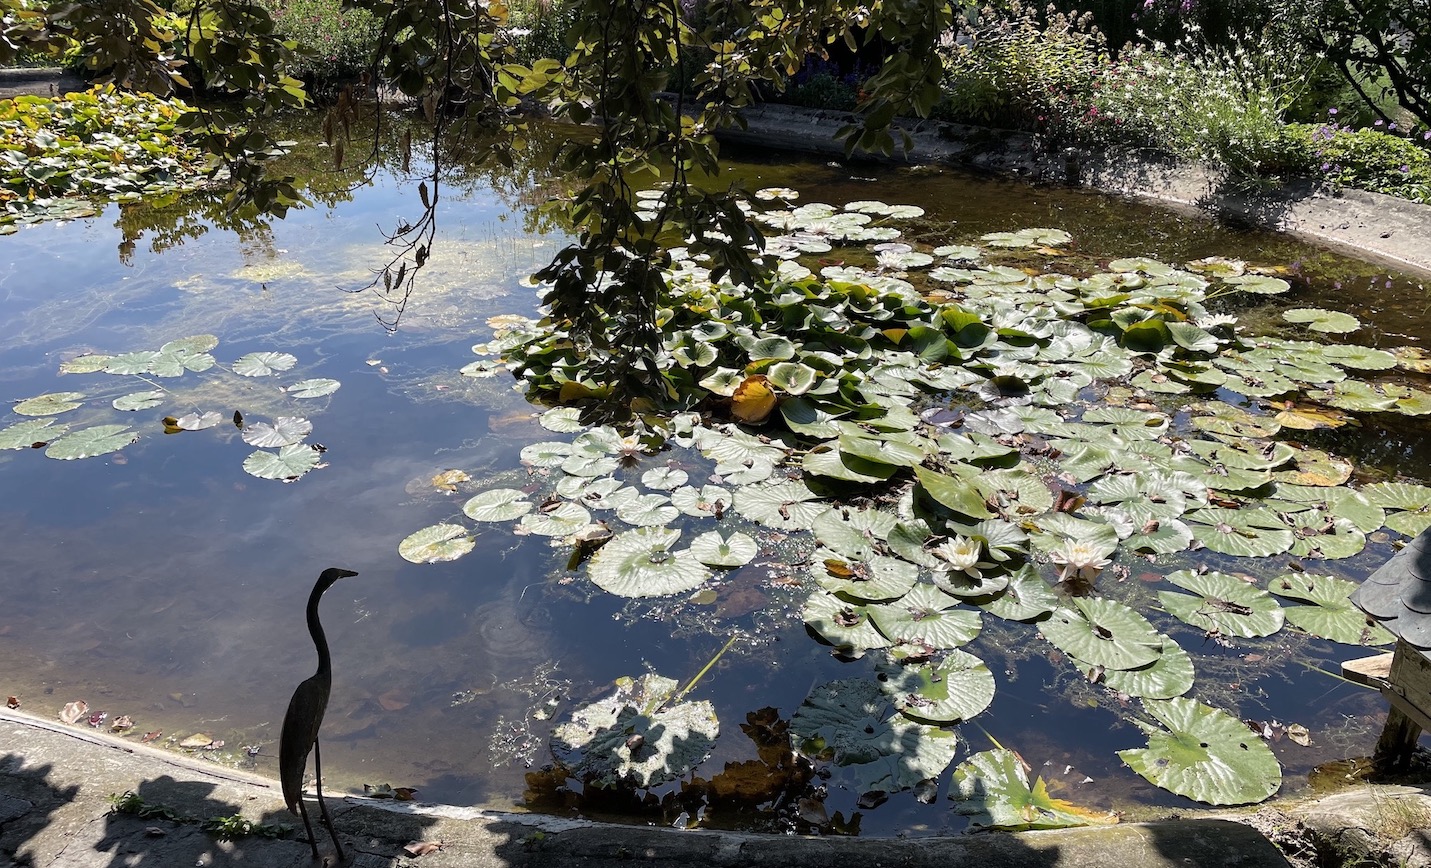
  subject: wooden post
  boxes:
[1343,640,1431,774]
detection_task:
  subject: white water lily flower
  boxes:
[930,535,992,578]
[1050,540,1112,582]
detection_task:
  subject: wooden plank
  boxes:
[1343,652,1395,686]
[1373,640,1431,773]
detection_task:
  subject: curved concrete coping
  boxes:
[0,707,1292,867]
[713,102,1431,281]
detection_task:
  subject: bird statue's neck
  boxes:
[307,578,334,674]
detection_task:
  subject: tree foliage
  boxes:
[3,0,971,411]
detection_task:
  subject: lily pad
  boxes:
[976,565,1059,622]
[112,390,165,412]
[1185,508,1293,557]
[1282,308,1360,334]
[0,418,68,449]
[398,524,476,563]
[877,650,995,724]
[550,673,718,789]
[242,443,322,482]
[232,351,298,377]
[640,467,688,491]
[1269,573,1395,646]
[171,411,223,431]
[817,550,919,603]
[1118,697,1282,805]
[670,484,732,518]
[1101,636,1196,700]
[587,527,710,598]
[1221,274,1290,295]
[1158,570,1284,638]
[462,488,534,522]
[790,678,960,795]
[951,748,1117,830]
[286,378,342,398]
[734,480,831,530]
[1038,597,1164,671]
[14,392,85,416]
[688,530,759,568]
[44,425,136,460]
[801,590,892,656]
[519,502,593,537]
[160,334,220,356]
[867,583,983,649]
[240,416,312,448]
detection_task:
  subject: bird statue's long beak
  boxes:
[320,567,359,582]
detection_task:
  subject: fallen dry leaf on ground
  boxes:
[58,700,88,725]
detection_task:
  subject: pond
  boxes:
[1,112,1429,836]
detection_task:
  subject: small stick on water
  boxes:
[667,634,740,708]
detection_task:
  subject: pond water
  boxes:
[1,114,1429,836]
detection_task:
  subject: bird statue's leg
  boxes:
[313,738,346,864]
[295,790,321,860]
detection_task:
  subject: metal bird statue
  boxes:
[281,567,358,863]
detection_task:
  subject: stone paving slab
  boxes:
[0,708,1292,868]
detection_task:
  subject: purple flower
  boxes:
[1328,107,1338,115]
[1401,165,1411,173]
[1375,119,1384,126]
[1321,163,1331,171]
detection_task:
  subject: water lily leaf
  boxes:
[398,523,475,563]
[1393,387,1431,415]
[1129,370,1191,394]
[641,467,688,491]
[1039,598,1163,670]
[1189,438,1295,472]
[735,480,830,530]
[914,466,993,519]
[837,430,926,469]
[699,367,745,396]
[974,467,1055,518]
[933,243,981,260]
[1317,344,1397,370]
[781,398,846,438]
[1185,508,1293,557]
[232,351,298,377]
[102,351,160,375]
[160,335,219,356]
[1282,308,1360,334]
[59,354,113,374]
[1166,321,1220,352]
[1118,697,1281,805]
[1101,636,1195,700]
[242,443,321,481]
[1269,573,1395,645]
[766,362,819,395]
[1285,511,1365,559]
[1386,511,1431,537]
[801,590,892,656]
[688,530,759,567]
[693,426,789,467]
[15,392,85,416]
[588,527,710,597]
[951,748,1117,830]
[462,489,533,522]
[1158,570,1284,638]
[670,484,731,518]
[790,678,959,794]
[816,549,919,602]
[738,335,797,362]
[1273,403,1353,431]
[539,406,586,433]
[1271,484,1384,534]
[877,649,995,724]
[731,375,779,424]
[286,378,342,398]
[44,424,136,460]
[867,583,982,648]
[1027,513,1120,560]
[1359,483,1431,535]
[519,502,593,537]
[1124,518,1195,555]
[803,445,900,483]
[172,411,222,431]
[0,418,67,449]
[240,416,312,447]
[112,390,165,411]
[1221,274,1290,294]
[1185,256,1245,276]
[812,508,897,559]
[1190,405,1280,439]
[977,564,1059,622]
[983,228,1071,248]
[550,673,718,789]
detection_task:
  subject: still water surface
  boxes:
[1,121,1428,834]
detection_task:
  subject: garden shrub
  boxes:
[936,3,1107,143]
[507,0,581,64]
[1285,121,1431,203]
[261,0,380,83]
[775,57,864,111]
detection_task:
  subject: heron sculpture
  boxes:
[281,567,359,863]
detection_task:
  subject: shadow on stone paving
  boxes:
[0,754,79,867]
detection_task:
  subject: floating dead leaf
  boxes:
[731,375,778,424]
[1273,403,1352,431]
[179,733,213,749]
[144,827,167,838]
[403,841,444,857]
[1287,724,1311,746]
[59,700,88,725]
[378,690,410,712]
[6,696,18,709]
[394,787,418,801]
[110,715,135,732]
[797,797,829,825]
[88,711,107,727]
[365,783,398,798]
[430,469,470,492]
[141,730,162,743]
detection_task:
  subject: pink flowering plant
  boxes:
[263,0,380,83]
